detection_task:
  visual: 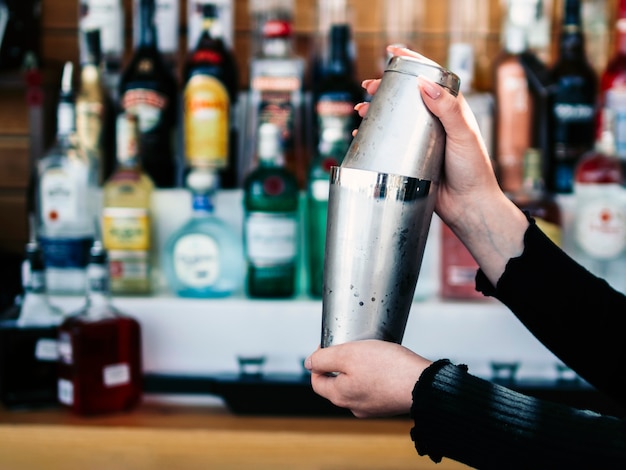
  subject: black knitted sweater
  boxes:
[410,220,626,469]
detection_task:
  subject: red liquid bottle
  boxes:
[57,237,142,415]
[598,0,626,138]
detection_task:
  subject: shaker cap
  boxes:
[386,55,461,96]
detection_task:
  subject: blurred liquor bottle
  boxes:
[132,0,179,71]
[76,29,116,186]
[78,0,125,99]
[37,62,98,295]
[243,122,299,298]
[572,107,626,294]
[183,2,239,188]
[0,216,64,409]
[510,147,562,247]
[102,113,154,295]
[492,1,534,195]
[58,236,143,416]
[119,0,178,188]
[547,0,598,194]
[187,0,234,52]
[245,0,305,187]
[163,169,244,297]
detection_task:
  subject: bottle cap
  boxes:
[257,122,282,161]
[187,168,218,193]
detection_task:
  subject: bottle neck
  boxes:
[326,24,353,78]
[56,100,76,140]
[85,262,113,313]
[138,0,158,49]
[559,0,586,60]
[191,192,214,216]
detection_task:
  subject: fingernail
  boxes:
[418,76,441,100]
[361,79,373,88]
[304,356,312,370]
[354,102,365,111]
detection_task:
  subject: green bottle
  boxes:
[306,128,347,298]
[243,122,300,298]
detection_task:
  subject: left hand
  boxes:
[304,340,432,418]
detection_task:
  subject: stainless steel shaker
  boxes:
[321,55,460,348]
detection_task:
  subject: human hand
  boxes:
[354,45,528,284]
[304,340,432,418]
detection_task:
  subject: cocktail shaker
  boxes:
[321,55,460,348]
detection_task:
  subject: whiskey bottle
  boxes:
[548,0,598,194]
[243,122,299,298]
[163,168,244,297]
[37,61,98,295]
[182,2,239,187]
[0,217,64,409]
[102,112,154,295]
[57,235,143,416]
[119,0,178,188]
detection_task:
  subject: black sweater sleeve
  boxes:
[411,360,626,470]
[475,219,626,405]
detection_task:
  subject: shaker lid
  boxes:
[386,55,461,96]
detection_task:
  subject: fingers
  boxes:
[361,78,381,96]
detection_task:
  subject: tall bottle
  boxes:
[76,28,115,186]
[572,107,626,293]
[511,147,562,247]
[311,22,363,170]
[163,169,244,297]
[246,1,305,187]
[305,128,344,298]
[493,7,534,195]
[119,0,178,188]
[183,2,239,188]
[102,113,154,295]
[37,61,98,295]
[0,217,64,409]
[599,0,626,165]
[548,0,598,194]
[243,122,299,298]
[58,234,143,416]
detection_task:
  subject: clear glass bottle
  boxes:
[548,0,598,194]
[0,217,64,409]
[37,61,98,295]
[163,169,244,297]
[119,0,178,188]
[57,235,143,416]
[76,28,115,186]
[243,122,299,298]
[183,2,239,187]
[102,112,154,295]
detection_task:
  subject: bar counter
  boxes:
[0,398,470,469]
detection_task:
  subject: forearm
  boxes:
[445,191,529,286]
[411,360,626,470]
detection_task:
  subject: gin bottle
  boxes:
[163,169,244,297]
[57,235,143,416]
[102,112,154,295]
[0,216,64,409]
[244,122,299,298]
[37,61,98,295]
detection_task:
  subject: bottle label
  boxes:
[58,378,74,405]
[103,363,131,387]
[575,191,626,259]
[40,168,83,227]
[58,332,73,364]
[316,98,355,156]
[108,250,150,281]
[552,102,595,153]
[184,74,230,168]
[173,233,220,287]
[121,88,168,133]
[245,212,297,263]
[35,338,59,361]
[311,179,330,201]
[102,207,151,250]
[39,236,93,269]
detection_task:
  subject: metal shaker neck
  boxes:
[385,56,461,97]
